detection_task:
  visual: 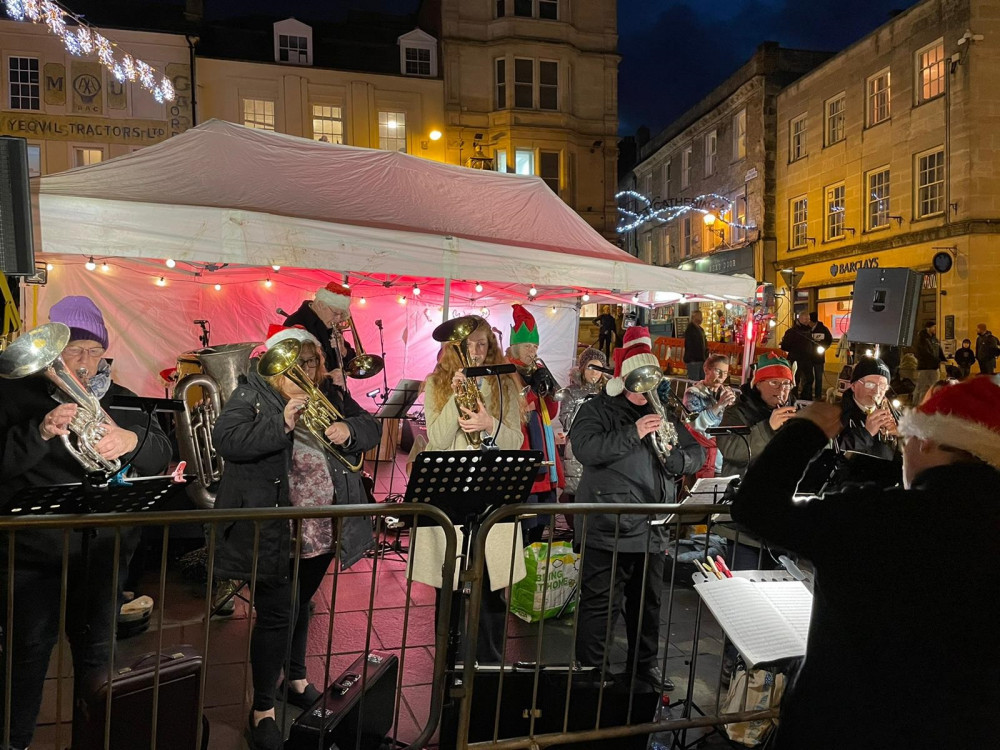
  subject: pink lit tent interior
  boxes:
[28,119,754,399]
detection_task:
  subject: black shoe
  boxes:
[246,710,282,750]
[634,665,675,692]
[277,680,322,709]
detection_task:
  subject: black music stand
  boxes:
[5,475,187,517]
[370,379,423,495]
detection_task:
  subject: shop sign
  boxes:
[706,245,753,276]
[745,167,758,182]
[829,255,879,278]
[71,61,104,115]
[43,63,65,106]
[0,113,169,144]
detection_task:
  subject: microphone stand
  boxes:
[194,320,210,348]
[375,320,389,406]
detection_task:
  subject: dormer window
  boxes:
[397,29,438,78]
[274,18,313,66]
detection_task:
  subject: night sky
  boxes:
[201,0,920,135]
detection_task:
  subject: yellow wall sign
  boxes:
[0,113,169,145]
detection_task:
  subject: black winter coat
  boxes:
[211,366,379,582]
[732,419,1000,749]
[915,329,946,370]
[683,322,708,363]
[716,384,781,477]
[569,393,704,553]
[282,301,357,373]
[779,323,813,363]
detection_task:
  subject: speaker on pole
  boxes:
[846,267,923,346]
[0,136,35,276]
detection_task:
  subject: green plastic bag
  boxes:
[509,542,580,623]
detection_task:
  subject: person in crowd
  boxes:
[780,312,814,398]
[571,332,704,692]
[507,305,564,543]
[417,316,524,663]
[683,309,709,382]
[282,282,356,377]
[669,353,736,477]
[594,309,618,359]
[559,347,609,504]
[913,320,947,404]
[0,296,172,750]
[803,313,833,400]
[211,326,380,750]
[716,353,798,477]
[975,323,998,375]
[731,378,1000,749]
[954,338,976,379]
[920,377,959,405]
[832,357,901,488]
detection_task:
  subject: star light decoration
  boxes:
[4,0,175,103]
[615,190,757,234]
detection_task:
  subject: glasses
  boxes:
[763,380,793,390]
[859,381,889,391]
[63,346,106,358]
[709,368,729,377]
[297,357,320,369]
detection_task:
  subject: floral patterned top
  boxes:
[288,424,337,558]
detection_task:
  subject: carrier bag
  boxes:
[509,541,580,623]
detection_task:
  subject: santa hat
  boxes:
[898,376,1000,469]
[264,324,321,350]
[752,353,794,386]
[606,326,658,397]
[314,281,352,311]
[510,304,539,346]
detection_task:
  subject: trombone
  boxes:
[258,338,363,472]
[332,317,384,379]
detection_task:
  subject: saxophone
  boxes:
[433,316,488,448]
[623,362,679,465]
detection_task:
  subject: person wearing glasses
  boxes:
[716,353,798,477]
[670,353,738,477]
[0,296,171,750]
[212,325,379,750]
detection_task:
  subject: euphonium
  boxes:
[0,322,120,475]
[433,315,487,449]
[333,317,385,379]
[258,338,363,471]
[624,362,679,465]
[175,342,258,508]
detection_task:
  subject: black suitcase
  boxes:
[440,663,658,750]
[286,650,399,750]
[77,645,207,750]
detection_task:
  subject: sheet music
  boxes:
[665,475,738,524]
[695,576,812,667]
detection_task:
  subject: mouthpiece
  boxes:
[193,319,208,324]
[587,363,615,375]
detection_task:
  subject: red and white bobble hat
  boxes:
[898,376,1000,469]
[264,324,321,350]
[314,281,352,311]
[606,326,659,397]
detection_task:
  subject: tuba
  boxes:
[258,338,363,471]
[332,317,384,379]
[624,362,679,466]
[433,316,487,448]
[174,342,258,508]
[0,322,120,475]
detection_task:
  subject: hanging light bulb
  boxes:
[271,264,281,271]
[359,296,367,305]
[101,262,110,272]
[397,294,407,305]
[165,258,176,268]
[528,284,537,297]
[480,307,489,317]
[475,282,484,293]
[85,257,96,271]
[156,276,166,287]
[581,291,590,302]
[46,263,54,271]
[550,305,557,314]
[412,283,421,296]
[725,302,734,310]
[214,283,222,291]
[264,278,273,288]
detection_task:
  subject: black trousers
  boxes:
[597,331,614,358]
[575,546,664,673]
[250,553,334,711]
[799,360,825,400]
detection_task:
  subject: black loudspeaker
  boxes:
[0,136,35,275]
[846,268,923,346]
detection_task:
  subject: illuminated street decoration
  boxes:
[615,190,757,234]
[3,0,175,102]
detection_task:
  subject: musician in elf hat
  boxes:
[507,304,564,543]
[282,282,356,376]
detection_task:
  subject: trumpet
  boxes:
[522,355,565,400]
[623,362,679,465]
[863,396,900,442]
[258,338,362,472]
[331,316,384,380]
[433,316,486,448]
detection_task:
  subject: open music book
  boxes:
[664,475,739,525]
[695,575,813,668]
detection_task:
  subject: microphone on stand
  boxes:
[375,319,383,329]
[492,326,504,348]
[275,307,289,317]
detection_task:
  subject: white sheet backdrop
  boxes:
[25,263,580,405]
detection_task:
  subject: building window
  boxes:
[825,93,845,146]
[242,98,275,130]
[515,148,534,175]
[495,59,506,109]
[825,183,845,240]
[867,68,891,126]
[539,151,559,195]
[642,232,652,263]
[311,104,343,144]
[378,111,407,153]
[512,0,557,18]
[732,192,747,245]
[278,35,308,63]
[404,47,432,76]
[495,148,508,172]
[790,115,807,161]
[26,143,41,177]
[496,0,506,17]
[539,0,558,19]
[681,146,692,189]
[9,56,40,110]
[917,40,945,103]
[704,130,717,177]
[790,196,808,249]
[663,160,671,200]
[643,172,652,197]
[514,58,533,108]
[681,216,692,257]
[74,147,104,167]
[538,60,558,110]
[867,167,890,230]
[514,0,532,15]
[915,148,945,218]
[732,108,746,161]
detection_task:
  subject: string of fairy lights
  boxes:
[3,0,176,102]
[615,190,757,234]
